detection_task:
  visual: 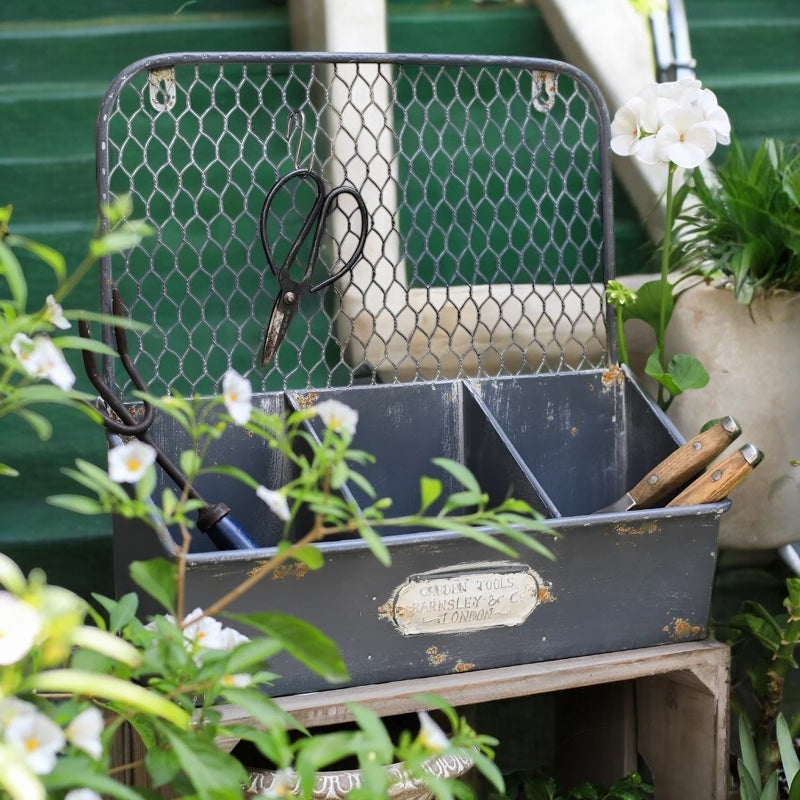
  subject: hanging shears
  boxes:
[258,167,369,366]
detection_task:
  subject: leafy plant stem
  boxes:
[657,162,677,409]
[756,589,800,778]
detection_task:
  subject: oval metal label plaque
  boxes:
[383,561,544,635]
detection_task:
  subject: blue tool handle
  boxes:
[208,515,257,550]
[196,503,257,550]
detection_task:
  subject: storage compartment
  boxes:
[288,380,556,535]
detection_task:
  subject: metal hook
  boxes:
[286,110,314,171]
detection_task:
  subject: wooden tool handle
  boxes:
[666,444,764,507]
[628,416,741,509]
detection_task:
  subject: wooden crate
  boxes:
[115,640,730,798]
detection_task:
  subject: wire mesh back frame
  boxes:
[96,51,617,397]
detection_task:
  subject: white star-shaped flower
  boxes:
[107,440,157,484]
[222,369,252,425]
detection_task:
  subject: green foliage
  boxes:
[716,577,800,780]
[0,203,560,799]
[489,769,653,800]
[675,136,800,303]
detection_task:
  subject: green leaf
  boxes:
[219,687,306,735]
[737,763,760,800]
[419,476,443,513]
[431,458,481,494]
[156,723,248,800]
[347,703,394,762]
[224,637,285,674]
[354,521,391,567]
[761,771,779,800]
[43,756,147,800]
[789,770,800,800]
[51,334,117,357]
[129,559,177,614]
[739,716,762,793]
[14,408,52,440]
[228,611,349,683]
[291,544,325,570]
[179,449,201,478]
[5,234,66,280]
[46,494,104,515]
[0,239,26,311]
[778,714,800,787]
[145,745,181,788]
[620,278,673,331]
[665,353,709,393]
[0,463,20,477]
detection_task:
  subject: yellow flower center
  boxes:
[127,457,141,472]
[24,737,39,753]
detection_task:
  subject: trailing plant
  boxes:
[0,205,556,799]
[673,136,800,305]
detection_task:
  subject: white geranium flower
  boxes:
[65,707,104,760]
[696,87,731,145]
[107,440,157,484]
[256,485,290,521]
[610,96,658,158]
[65,790,103,800]
[655,106,717,169]
[10,334,75,391]
[611,78,727,169]
[416,710,450,753]
[313,399,358,438]
[4,708,65,774]
[44,295,70,330]
[0,592,43,665]
[222,369,252,425]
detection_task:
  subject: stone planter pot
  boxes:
[662,281,800,550]
[246,751,474,800]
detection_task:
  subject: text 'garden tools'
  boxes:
[79,288,256,551]
[258,167,369,365]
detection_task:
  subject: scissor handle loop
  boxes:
[259,168,369,293]
[308,184,369,293]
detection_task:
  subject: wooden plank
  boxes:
[215,641,729,729]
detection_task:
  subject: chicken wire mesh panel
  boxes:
[96,52,615,396]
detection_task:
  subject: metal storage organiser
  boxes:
[99,53,727,696]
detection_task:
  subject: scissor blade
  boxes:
[260,292,294,366]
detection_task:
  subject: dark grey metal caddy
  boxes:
[98,52,727,696]
[111,369,725,696]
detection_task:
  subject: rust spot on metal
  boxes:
[601,364,625,389]
[454,661,475,673]
[271,562,308,581]
[537,585,555,604]
[295,392,319,409]
[614,521,658,537]
[663,617,703,640]
[426,646,448,666]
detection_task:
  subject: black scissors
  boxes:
[258,167,369,366]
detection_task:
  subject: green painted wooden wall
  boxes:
[3,0,796,597]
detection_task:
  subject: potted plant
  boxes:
[662,136,800,551]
